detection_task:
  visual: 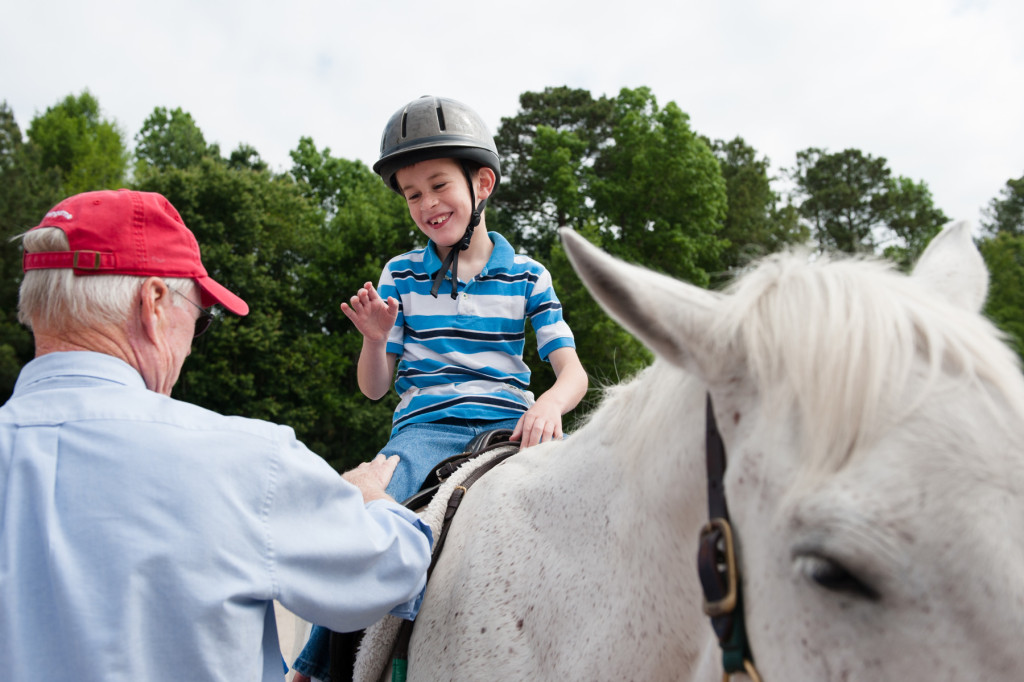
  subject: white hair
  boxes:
[17,227,197,332]
[715,249,1024,475]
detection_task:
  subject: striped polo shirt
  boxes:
[378,232,575,435]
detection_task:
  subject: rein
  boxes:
[697,393,763,682]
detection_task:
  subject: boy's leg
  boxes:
[380,422,477,504]
[291,625,331,681]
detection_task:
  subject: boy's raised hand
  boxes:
[340,282,399,341]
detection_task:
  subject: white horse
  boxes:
[346,221,1024,681]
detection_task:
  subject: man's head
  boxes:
[18,189,248,393]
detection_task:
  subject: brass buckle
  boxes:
[700,517,738,617]
[722,659,762,682]
[73,251,103,270]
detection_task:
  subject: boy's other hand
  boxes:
[509,397,564,450]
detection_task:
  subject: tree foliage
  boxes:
[4,89,1021,469]
[0,102,53,400]
[981,173,1024,237]
[979,232,1024,359]
[134,106,219,174]
[490,87,730,406]
[788,147,948,265]
[25,91,127,196]
[977,172,1024,365]
[492,86,728,283]
[708,137,806,274]
[288,137,421,466]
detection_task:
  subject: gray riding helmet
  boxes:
[373,96,502,194]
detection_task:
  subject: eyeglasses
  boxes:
[170,288,214,338]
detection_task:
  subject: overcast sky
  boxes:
[3,0,1022,226]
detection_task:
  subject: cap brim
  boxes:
[197,276,249,316]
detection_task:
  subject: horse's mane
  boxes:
[713,250,1024,475]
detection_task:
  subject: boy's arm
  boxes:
[341,282,400,400]
[357,340,398,400]
[511,346,588,449]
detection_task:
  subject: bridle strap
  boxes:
[698,393,762,681]
[705,393,729,521]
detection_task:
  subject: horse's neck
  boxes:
[557,362,709,541]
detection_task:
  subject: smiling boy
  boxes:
[291,96,587,681]
[342,95,589,504]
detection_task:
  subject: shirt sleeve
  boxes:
[526,265,576,360]
[263,429,433,632]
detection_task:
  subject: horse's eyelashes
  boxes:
[796,554,881,602]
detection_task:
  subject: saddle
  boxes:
[328,429,516,682]
[400,428,514,510]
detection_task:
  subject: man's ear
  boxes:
[136,277,171,343]
[475,166,497,201]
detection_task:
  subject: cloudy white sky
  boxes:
[3,0,1022,225]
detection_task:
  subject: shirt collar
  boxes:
[13,351,147,396]
[426,231,515,278]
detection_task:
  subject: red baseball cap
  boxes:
[23,189,249,315]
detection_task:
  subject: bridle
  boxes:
[697,393,763,682]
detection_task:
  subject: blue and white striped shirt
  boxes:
[379,232,575,435]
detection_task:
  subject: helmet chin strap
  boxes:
[430,164,488,299]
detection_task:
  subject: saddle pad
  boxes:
[353,443,519,682]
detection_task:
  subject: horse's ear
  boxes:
[560,229,725,376]
[911,220,989,312]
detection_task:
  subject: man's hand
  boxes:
[342,454,399,504]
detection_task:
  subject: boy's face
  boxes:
[395,158,490,248]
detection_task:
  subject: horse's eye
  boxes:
[796,554,880,601]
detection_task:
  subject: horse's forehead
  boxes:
[777,419,1024,548]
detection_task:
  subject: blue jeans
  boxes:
[291,418,520,680]
[381,418,520,503]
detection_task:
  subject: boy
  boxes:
[292,96,587,681]
[349,95,588,503]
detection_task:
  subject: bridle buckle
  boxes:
[699,517,739,617]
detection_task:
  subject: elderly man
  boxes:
[0,189,431,681]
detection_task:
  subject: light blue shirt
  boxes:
[0,352,432,682]
[379,232,576,434]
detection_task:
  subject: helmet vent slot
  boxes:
[436,106,447,131]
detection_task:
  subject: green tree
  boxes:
[227,144,268,172]
[491,87,729,412]
[26,91,128,196]
[880,176,947,269]
[592,87,727,285]
[0,102,54,402]
[981,173,1024,236]
[708,136,806,273]
[979,232,1024,361]
[492,86,614,260]
[289,137,421,466]
[788,148,948,261]
[134,106,219,174]
[133,157,349,458]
